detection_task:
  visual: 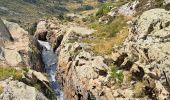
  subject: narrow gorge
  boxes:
[0,0,170,100]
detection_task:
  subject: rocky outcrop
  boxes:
[112,8,170,99]
[0,19,56,100]
[100,0,166,23]
[58,31,109,99]
[57,8,170,100]
[117,0,139,17]
[0,78,48,100]
[0,19,29,67]
[119,0,165,16]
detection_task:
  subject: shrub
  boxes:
[133,81,145,97]
[96,3,113,17]
[109,66,124,83]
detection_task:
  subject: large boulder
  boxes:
[0,78,48,100]
[117,0,139,17]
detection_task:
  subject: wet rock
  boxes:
[32,69,49,82]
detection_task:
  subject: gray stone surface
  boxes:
[0,79,48,100]
[112,8,170,99]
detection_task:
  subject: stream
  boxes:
[38,40,63,100]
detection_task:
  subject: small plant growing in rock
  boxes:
[0,85,4,95]
[109,66,124,83]
[133,81,145,97]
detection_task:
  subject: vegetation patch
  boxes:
[133,81,145,97]
[0,85,4,95]
[155,0,164,7]
[96,3,113,17]
[109,65,124,83]
[82,15,129,55]
[89,15,128,37]
[0,67,23,80]
[96,1,129,17]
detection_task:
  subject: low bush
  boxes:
[133,81,145,97]
[0,67,23,80]
[109,65,124,83]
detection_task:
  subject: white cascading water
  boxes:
[38,40,63,100]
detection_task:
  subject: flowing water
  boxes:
[38,40,63,100]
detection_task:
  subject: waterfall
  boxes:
[38,40,63,100]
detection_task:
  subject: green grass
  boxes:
[82,15,128,55]
[96,3,113,17]
[96,0,130,17]
[109,65,124,83]
[0,0,69,29]
[89,15,127,37]
[0,67,23,80]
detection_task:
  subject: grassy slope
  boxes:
[0,0,48,26]
[0,0,98,29]
[0,0,75,29]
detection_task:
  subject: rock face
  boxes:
[100,0,164,23]
[113,8,170,99]
[117,0,139,17]
[0,19,29,67]
[104,0,166,21]
[0,19,13,42]
[58,31,110,100]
